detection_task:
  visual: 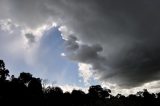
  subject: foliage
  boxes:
[0,59,160,106]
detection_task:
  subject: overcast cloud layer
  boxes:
[1,0,160,88]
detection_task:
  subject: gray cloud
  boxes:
[1,0,160,88]
[59,0,160,88]
[64,36,109,80]
[25,33,36,44]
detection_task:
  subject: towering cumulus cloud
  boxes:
[1,0,160,88]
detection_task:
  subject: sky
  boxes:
[1,0,160,95]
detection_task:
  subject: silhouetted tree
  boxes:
[88,85,111,99]
[28,78,42,94]
[1,59,160,106]
[0,60,9,81]
[18,72,32,84]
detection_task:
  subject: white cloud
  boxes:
[0,18,57,77]
[61,53,66,57]
[58,25,74,40]
[78,63,93,86]
[57,84,88,93]
[101,80,160,96]
[0,19,27,55]
[22,21,57,40]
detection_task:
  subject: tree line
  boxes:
[0,59,160,106]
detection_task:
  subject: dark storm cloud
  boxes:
[65,36,109,80]
[59,0,160,88]
[65,36,105,65]
[2,0,160,88]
